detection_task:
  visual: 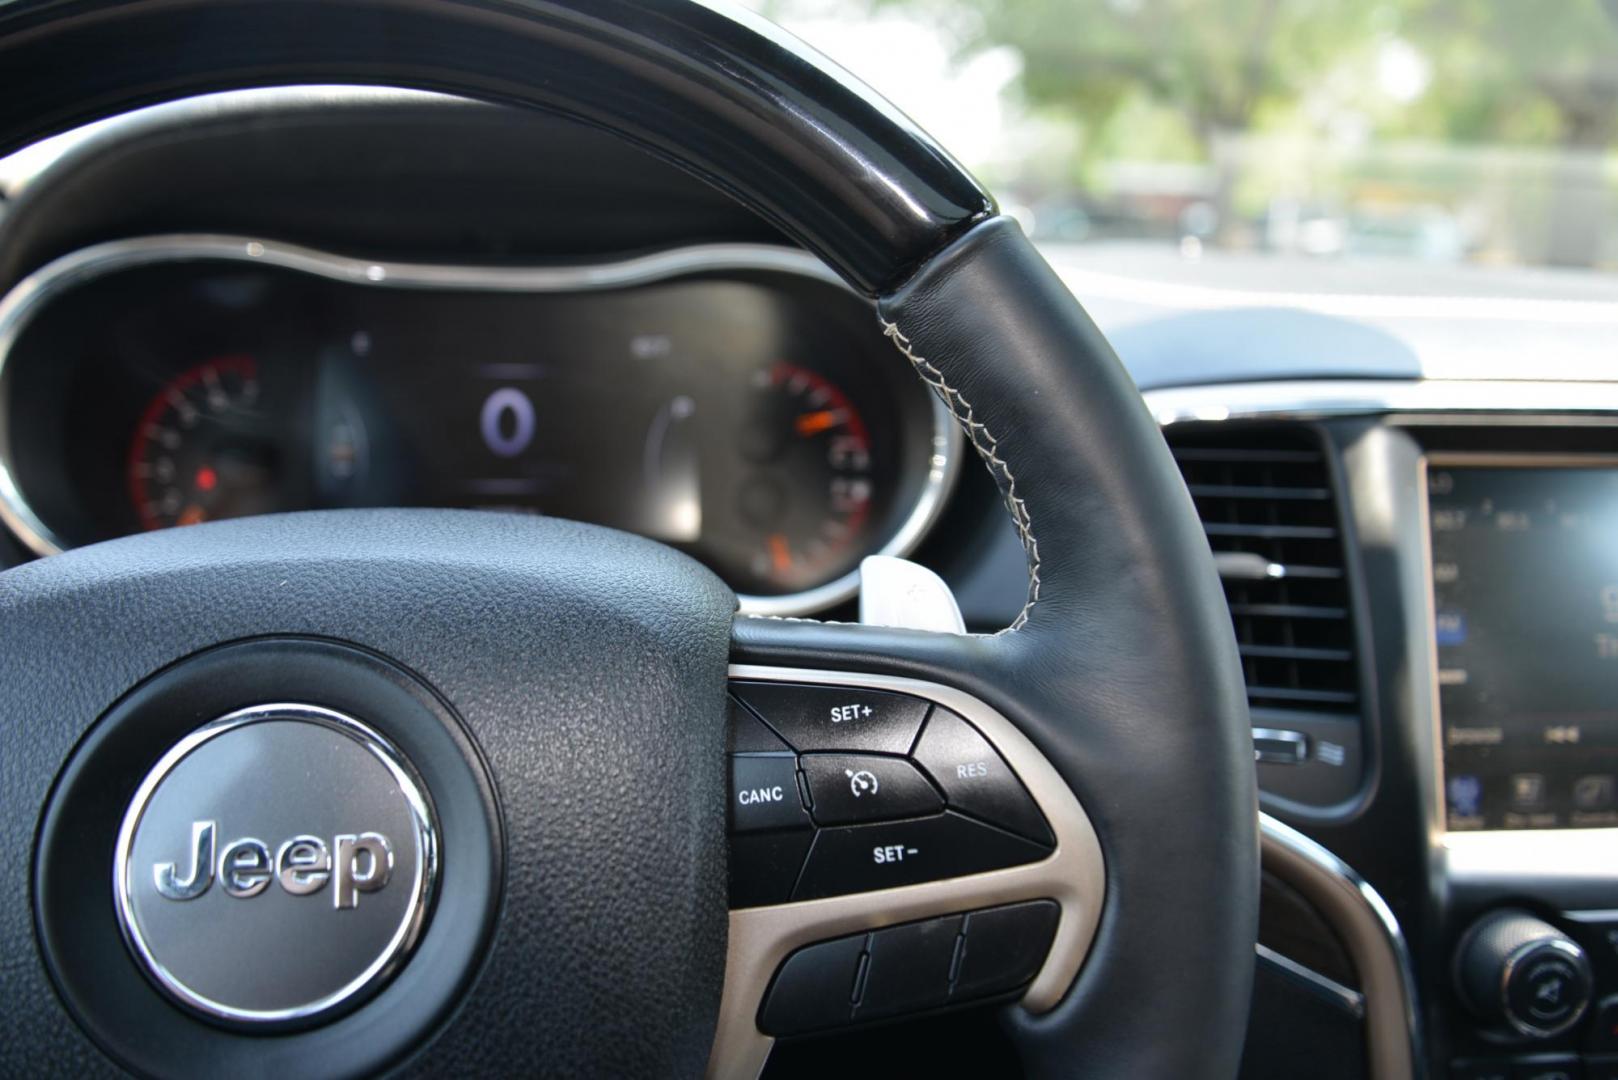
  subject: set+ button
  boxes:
[729,682,928,755]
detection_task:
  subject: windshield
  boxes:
[743,0,1618,283]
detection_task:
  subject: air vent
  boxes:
[1165,423,1359,715]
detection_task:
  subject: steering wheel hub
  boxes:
[113,703,438,1027]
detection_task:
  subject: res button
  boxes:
[911,707,1053,845]
[730,682,929,755]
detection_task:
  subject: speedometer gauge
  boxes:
[729,361,875,593]
[127,356,281,531]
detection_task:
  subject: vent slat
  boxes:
[1228,603,1347,620]
[1187,484,1330,501]
[1167,422,1359,718]
[1246,686,1359,705]
[1204,523,1338,540]
[1274,564,1344,580]
[1171,448,1323,464]
[1238,644,1354,662]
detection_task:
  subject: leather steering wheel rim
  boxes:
[0,2,1258,1077]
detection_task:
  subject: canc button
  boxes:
[729,755,810,833]
[729,682,929,754]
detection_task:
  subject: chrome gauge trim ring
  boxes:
[0,235,963,616]
[111,702,439,1025]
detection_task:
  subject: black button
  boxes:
[1508,950,1585,1028]
[954,900,1060,1001]
[1589,996,1618,1052]
[910,707,1054,845]
[1509,1058,1579,1080]
[1450,1063,1510,1080]
[801,753,943,826]
[729,754,811,834]
[730,682,929,754]
[729,696,790,753]
[1450,1062,1510,1080]
[728,829,814,908]
[856,915,963,1021]
[758,933,867,1036]
[793,811,1052,900]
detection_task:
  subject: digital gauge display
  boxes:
[1430,464,1618,831]
[0,257,943,612]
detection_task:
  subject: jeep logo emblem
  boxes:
[153,821,394,908]
[114,704,438,1025]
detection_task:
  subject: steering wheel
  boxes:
[0,2,1257,1077]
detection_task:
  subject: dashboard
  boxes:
[5,86,1618,1080]
[0,238,953,615]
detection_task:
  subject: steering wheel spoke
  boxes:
[712,646,1104,1077]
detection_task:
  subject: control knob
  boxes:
[1455,909,1592,1038]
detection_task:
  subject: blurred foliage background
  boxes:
[751,0,1618,271]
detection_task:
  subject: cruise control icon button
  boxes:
[114,704,437,1026]
[800,753,943,826]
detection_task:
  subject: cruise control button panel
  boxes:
[727,681,1056,907]
[800,753,943,826]
[757,900,1060,1036]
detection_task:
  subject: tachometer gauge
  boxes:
[127,356,280,531]
[727,361,876,593]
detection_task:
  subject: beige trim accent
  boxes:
[1261,815,1420,1080]
[708,665,1106,1080]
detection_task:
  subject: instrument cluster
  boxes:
[0,239,956,613]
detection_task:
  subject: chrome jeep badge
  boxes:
[113,704,437,1024]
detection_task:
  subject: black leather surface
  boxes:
[0,0,992,295]
[736,214,1259,1078]
[0,94,787,289]
[1,510,735,1078]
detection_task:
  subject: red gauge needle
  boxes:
[794,409,845,436]
[768,533,792,573]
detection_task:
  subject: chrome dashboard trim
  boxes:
[1145,378,1618,426]
[0,235,962,616]
[1260,812,1423,1080]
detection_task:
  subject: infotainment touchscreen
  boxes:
[1430,464,1618,831]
